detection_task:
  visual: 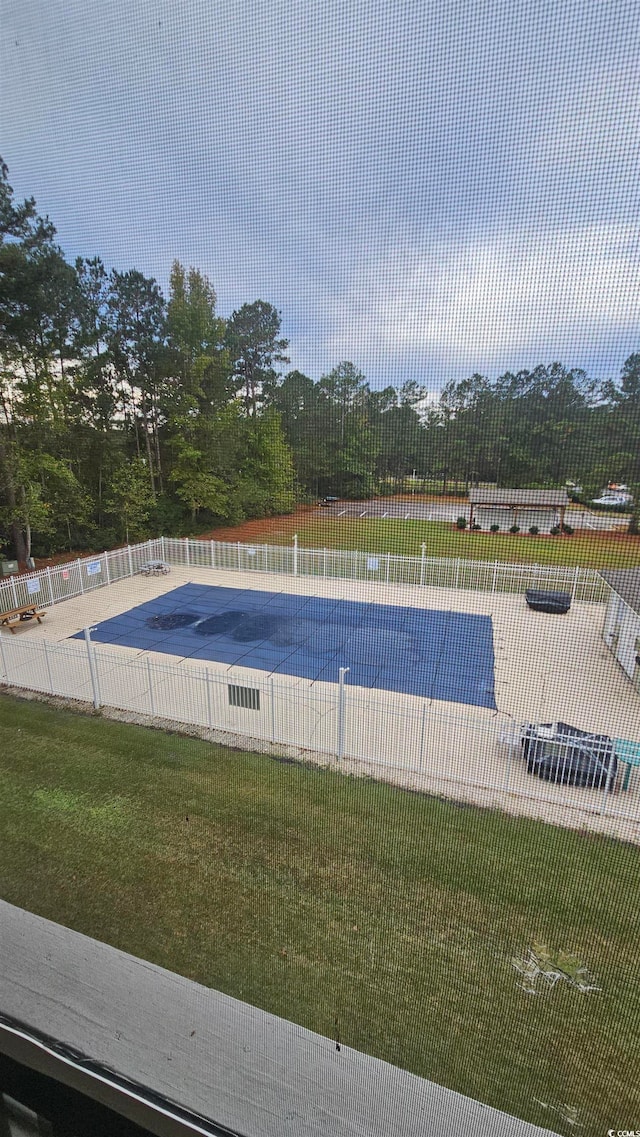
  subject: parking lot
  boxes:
[318,497,629,530]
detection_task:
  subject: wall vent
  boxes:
[228,684,260,710]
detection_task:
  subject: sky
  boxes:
[1,0,639,393]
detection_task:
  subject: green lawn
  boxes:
[1,694,639,1134]
[290,516,640,569]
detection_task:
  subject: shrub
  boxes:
[456,516,468,529]
[550,525,560,535]
[529,525,539,535]
[490,524,500,532]
[509,524,520,534]
[562,523,574,535]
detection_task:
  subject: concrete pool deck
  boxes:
[15,563,638,737]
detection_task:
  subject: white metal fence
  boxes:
[159,535,609,602]
[0,535,609,612]
[0,632,638,831]
[0,539,164,613]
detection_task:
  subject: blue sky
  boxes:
[1,0,639,392]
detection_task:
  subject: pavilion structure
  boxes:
[468,488,569,532]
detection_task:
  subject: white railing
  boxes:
[0,536,610,613]
[0,539,163,613]
[1,633,638,831]
[159,536,610,603]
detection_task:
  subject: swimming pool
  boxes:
[75,583,496,708]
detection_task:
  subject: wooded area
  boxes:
[1,158,639,561]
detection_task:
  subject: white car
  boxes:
[592,493,632,507]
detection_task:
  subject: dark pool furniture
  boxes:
[525,589,571,614]
[139,561,171,576]
[521,721,616,790]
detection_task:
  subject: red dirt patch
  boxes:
[195,505,316,544]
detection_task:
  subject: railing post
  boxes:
[147,657,155,717]
[337,666,350,759]
[419,702,427,768]
[323,548,327,577]
[386,551,391,584]
[0,632,7,680]
[185,537,190,566]
[127,545,133,577]
[604,742,617,805]
[270,677,276,743]
[237,541,241,570]
[492,561,498,592]
[46,566,55,605]
[206,671,213,728]
[420,542,426,587]
[77,559,84,595]
[293,534,298,577]
[104,553,110,586]
[503,724,512,796]
[455,558,460,590]
[161,535,166,562]
[571,565,580,602]
[44,639,54,694]
[210,539,215,568]
[83,627,100,710]
[10,575,18,607]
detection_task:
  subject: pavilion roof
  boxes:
[470,488,568,507]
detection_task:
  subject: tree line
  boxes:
[1,158,639,561]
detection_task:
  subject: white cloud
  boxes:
[532,63,640,178]
[325,223,640,375]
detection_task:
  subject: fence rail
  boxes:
[159,536,609,602]
[0,633,637,831]
[0,536,609,613]
[0,539,164,614]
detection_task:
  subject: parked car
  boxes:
[592,485,633,506]
[592,493,632,507]
[521,721,617,790]
[319,496,340,507]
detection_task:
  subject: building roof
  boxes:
[601,568,640,616]
[0,899,555,1137]
[470,488,568,507]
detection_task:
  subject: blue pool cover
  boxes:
[75,583,496,708]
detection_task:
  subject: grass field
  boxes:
[231,513,640,570]
[304,518,640,568]
[2,693,639,1135]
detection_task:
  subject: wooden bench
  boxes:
[0,603,47,634]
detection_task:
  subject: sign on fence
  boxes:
[26,578,41,595]
[86,561,102,576]
[367,556,379,571]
